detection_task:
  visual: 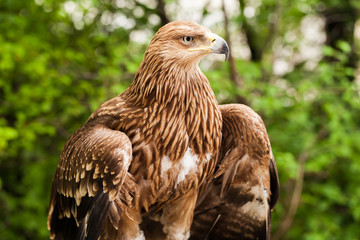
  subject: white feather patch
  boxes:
[205,153,212,162]
[172,229,190,240]
[114,149,131,168]
[176,147,199,185]
[239,185,268,220]
[133,230,145,240]
[161,155,172,177]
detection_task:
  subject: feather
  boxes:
[190,104,279,240]
[86,192,111,240]
[48,126,133,239]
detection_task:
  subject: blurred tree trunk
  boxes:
[222,0,241,87]
[155,0,170,25]
[238,0,280,62]
[238,0,280,83]
[322,3,358,80]
[222,0,248,104]
[238,0,262,61]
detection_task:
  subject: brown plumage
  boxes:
[48,21,228,240]
[48,21,279,240]
[190,104,279,240]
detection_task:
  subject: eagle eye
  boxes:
[182,36,194,44]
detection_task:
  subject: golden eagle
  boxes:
[48,21,279,240]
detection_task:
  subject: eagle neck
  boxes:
[124,54,222,157]
[126,54,208,107]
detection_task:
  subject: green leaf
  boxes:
[336,40,352,54]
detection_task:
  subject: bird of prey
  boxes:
[47,21,279,240]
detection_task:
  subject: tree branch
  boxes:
[238,0,280,63]
[221,0,243,88]
[238,0,260,61]
[221,0,248,104]
[155,0,170,25]
[272,151,308,240]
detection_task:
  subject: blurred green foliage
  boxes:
[0,0,359,239]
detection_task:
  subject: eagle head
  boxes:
[145,21,229,69]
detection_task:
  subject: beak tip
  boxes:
[211,34,230,61]
[221,41,230,61]
[224,46,229,61]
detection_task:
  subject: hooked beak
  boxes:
[208,33,229,61]
[188,32,229,61]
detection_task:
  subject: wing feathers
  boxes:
[48,124,133,239]
[191,104,279,240]
[86,192,111,240]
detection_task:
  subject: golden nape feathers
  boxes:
[48,21,278,240]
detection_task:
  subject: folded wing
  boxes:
[191,104,279,240]
[47,121,135,240]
